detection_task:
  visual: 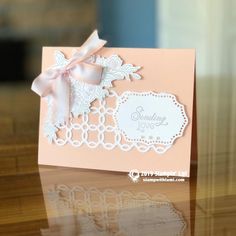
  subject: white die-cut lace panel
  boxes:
[43,51,175,154]
[45,90,172,154]
[47,52,141,121]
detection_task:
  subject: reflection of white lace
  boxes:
[45,185,186,236]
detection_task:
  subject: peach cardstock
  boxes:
[38,47,195,177]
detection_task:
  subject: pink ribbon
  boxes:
[31,30,107,124]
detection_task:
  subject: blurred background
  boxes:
[0,0,235,154]
[0,0,234,80]
[0,1,235,234]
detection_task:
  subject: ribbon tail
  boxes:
[67,30,107,69]
[53,74,70,125]
[31,68,59,97]
[80,30,107,56]
[31,74,51,97]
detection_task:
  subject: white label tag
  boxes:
[114,91,188,145]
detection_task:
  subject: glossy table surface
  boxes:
[0,80,235,236]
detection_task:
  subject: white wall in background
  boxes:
[156,0,235,78]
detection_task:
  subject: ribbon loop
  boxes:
[31,30,107,124]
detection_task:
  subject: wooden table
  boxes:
[0,81,235,236]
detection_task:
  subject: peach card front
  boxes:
[37,46,195,177]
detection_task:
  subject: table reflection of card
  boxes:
[33,31,195,176]
[39,167,192,236]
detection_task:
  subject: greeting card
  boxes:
[32,30,196,177]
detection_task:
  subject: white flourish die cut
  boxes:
[44,51,141,142]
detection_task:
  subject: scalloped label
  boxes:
[114,91,188,146]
